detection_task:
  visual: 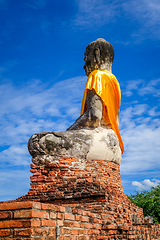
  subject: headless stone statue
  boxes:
[28,38,124,166]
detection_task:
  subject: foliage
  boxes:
[127,185,160,224]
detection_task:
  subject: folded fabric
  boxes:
[81,70,124,154]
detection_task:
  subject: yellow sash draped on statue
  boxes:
[81,70,124,154]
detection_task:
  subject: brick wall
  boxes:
[18,157,144,226]
[0,201,160,239]
[0,157,160,239]
[19,157,131,201]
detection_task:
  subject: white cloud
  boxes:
[74,0,160,40]
[132,179,160,190]
[120,77,160,175]
[124,0,160,26]
[120,104,160,174]
[73,0,119,28]
[0,169,30,201]
[123,0,160,41]
[139,79,160,96]
[0,76,86,166]
[124,78,160,98]
[0,145,30,166]
[124,79,143,97]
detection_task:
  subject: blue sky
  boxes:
[0,0,160,201]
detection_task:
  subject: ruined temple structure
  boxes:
[0,39,160,239]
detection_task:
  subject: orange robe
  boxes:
[81,70,124,154]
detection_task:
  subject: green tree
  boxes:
[127,185,160,224]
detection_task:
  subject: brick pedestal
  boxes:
[20,157,124,201]
[0,157,160,239]
[0,201,160,239]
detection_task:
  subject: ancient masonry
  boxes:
[0,156,160,239]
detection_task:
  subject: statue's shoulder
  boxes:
[88,70,116,79]
[103,70,117,79]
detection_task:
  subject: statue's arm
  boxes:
[67,90,103,130]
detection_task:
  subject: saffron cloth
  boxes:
[81,70,124,153]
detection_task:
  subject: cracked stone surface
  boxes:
[28,127,122,166]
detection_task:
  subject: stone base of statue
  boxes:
[28,127,122,166]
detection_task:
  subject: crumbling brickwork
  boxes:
[0,201,160,239]
[0,157,160,239]
[19,157,124,201]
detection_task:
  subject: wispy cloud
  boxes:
[74,0,160,41]
[0,169,30,201]
[0,76,86,166]
[132,179,160,190]
[27,0,47,9]
[41,20,50,31]
[123,0,160,41]
[73,0,119,28]
[124,78,160,98]
[124,0,160,34]
[120,78,160,175]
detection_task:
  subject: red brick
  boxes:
[0,229,12,237]
[41,219,56,227]
[31,219,41,227]
[0,211,12,219]
[48,228,56,235]
[14,210,32,218]
[0,201,31,211]
[108,230,117,235]
[0,220,31,228]
[45,237,56,240]
[32,210,49,219]
[31,228,49,236]
[74,222,82,228]
[14,228,32,236]
[57,220,63,226]
[64,213,75,221]
[57,212,63,219]
[0,201,41,211]
[41,203,59,211]
[30,169,37,173]
[30,164,39,169]
[84,222,93,229]
[60,228,77,235]
[14,209,48,219]
[75,215,81,221]
[59,237,76,240]
[86,178,93,183]
[77,229,87,235]
[50,212,56,219]
[32,202,42,209]
[4,238,32,240]
[63,221,75,228]
[81,216,89,222]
